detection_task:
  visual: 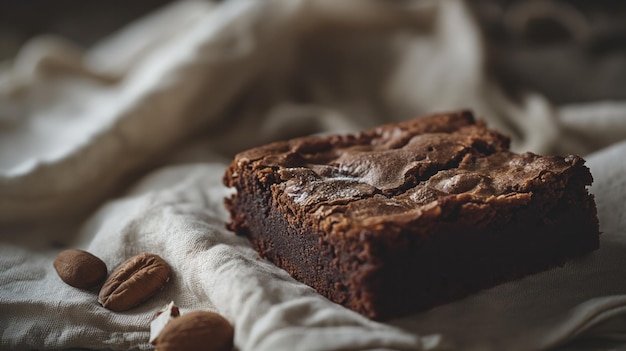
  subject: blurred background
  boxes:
[2,0,625,105]
[0,0,171,60]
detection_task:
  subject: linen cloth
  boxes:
[1,0,626,350]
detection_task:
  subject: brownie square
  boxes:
[223,110,600,320]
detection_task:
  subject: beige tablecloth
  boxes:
[2,1,626,350]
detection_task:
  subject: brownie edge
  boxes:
[223,110,600,320]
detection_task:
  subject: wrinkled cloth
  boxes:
[1,0,626,350]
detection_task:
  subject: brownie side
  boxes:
[223,110,600,320]
[225,168,350,305]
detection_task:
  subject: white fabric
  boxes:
[1,0,626,350]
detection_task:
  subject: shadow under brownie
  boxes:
[223,110,600,320]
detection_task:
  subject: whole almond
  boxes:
[155,311,234,351]
[53,249,107,289]
[98,253,171,311]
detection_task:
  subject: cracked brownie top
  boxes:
[226,110,591,232]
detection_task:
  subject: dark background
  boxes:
[1,0,625,104]
[0,0,172,59]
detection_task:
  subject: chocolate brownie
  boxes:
[223,110,600,320]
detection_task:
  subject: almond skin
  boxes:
[155,311,234,351]
[53,249,107,289]
[98,253,171,312]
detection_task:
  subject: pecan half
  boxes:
[98,253,171,311]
